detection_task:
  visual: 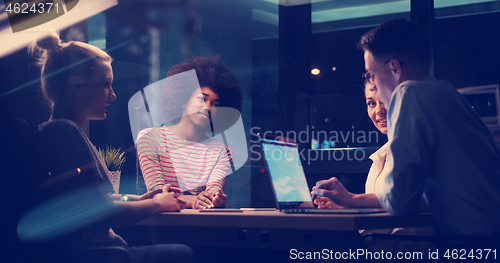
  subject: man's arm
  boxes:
[381,85,434,213]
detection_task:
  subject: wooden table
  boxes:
[133,210,434,251]
[137,209,433,230]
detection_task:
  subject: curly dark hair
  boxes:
[160,55,243,133]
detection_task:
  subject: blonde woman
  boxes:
[32,34,193,262]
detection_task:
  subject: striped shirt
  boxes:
[137,126,232,195]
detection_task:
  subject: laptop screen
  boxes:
[261,139,314,209]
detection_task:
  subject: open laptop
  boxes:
[261,138,385,214]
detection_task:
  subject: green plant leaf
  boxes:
[98,146,126,171]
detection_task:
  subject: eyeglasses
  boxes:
[362,59,391,84]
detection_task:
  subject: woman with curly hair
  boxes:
[137,56,243,209]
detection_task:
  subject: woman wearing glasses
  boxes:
[311,82,433,252]
[137,56,243,209]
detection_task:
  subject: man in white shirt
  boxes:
[318,19,500,246]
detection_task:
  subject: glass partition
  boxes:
[3,0,500,207]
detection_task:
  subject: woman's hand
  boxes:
[137,188,163,200]
[313,196,347,209]
[194,191,213,209]
[193,189,228,209]
[152,184,187,212]
[211,189,228,208]
[122,185,182,201]
[311,177,353,207]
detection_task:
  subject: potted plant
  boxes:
[99,146,126,193]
